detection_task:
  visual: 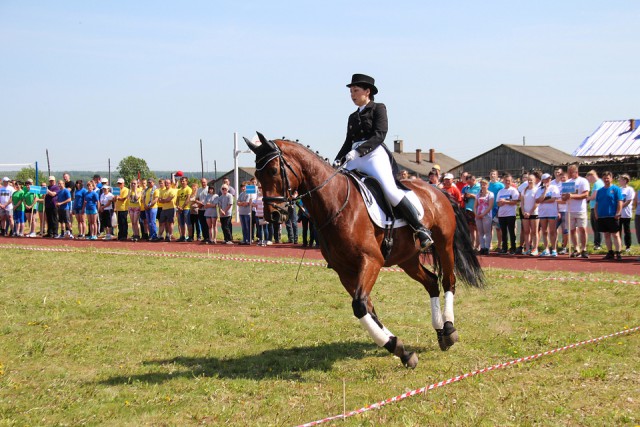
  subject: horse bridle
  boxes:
[255,140,350,229]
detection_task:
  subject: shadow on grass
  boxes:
[98,341,408,385]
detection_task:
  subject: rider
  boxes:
[334,73,433,250]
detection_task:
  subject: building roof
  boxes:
[572,119,640,157]
[393,151,460,177]
[501,144,582,165]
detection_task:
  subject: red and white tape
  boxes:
[2,244,639,285]
[296,326,640,427]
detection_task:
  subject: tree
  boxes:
[15,167,47,184]
[116,156,155,184]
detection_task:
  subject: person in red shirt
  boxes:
[455,172,469,192]
[442,173,463,205]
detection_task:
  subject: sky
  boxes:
[1,1,638,174]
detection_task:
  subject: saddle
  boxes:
[345,170,424,259]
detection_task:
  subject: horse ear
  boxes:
[257,132,268,145]
[244,137,259,154]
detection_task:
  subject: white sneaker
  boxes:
[28,232,36,238]
[266,240,273,245]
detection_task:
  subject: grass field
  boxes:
[1,247,639,426]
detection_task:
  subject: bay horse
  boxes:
[246,133,484,368]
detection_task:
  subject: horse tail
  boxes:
[450,200,485,288]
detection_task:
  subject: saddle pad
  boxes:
[353,177,424,229]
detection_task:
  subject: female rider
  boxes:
[335,73,432,250]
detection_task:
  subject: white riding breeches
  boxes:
[345,145,405,206]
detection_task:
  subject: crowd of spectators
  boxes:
[1,165,638,260]
[404,164,640,261]
[0,172,318,248]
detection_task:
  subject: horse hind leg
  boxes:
[352,297,418,369]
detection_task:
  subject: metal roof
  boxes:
[572,119,640,157]
[502,145,582,165]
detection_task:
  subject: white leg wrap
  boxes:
[381,325,394,337]
[443,291,455,324]
[359,313,390,347]
[430,297,444,330]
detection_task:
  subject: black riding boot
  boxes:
[395,196,433,251]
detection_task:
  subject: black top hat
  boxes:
[346,73,378,95]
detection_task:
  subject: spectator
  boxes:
[218,177,236,197]
[618,174,634,252]
[536,173,561,257]
[98,185,115,240]
[442,173,462,206]
[455,172,468,192]
[11,181,25,237]
[515,172,532,254]
[218,184,234,244]
[73,180,87,238]
[398,170,409,180]
[175,176,192,242]
[159,178,177,242]
[44,177,60,238]
[562,164,590,258]
[249,176,259,242]
[196,178,210,244]
[520,173,540,255]
[156,178,167,238]
[138,179,149,240]
[488,169,504,251]
[496,174,520,255]
[23,179,38,237]
[114,178,129,241]
[555,171,570,254]
[203,183,219,244]
[36,182,46,236]
[0,177,15,236]
[188,182,201,242]
[474,179,494,255]
[128,179,142,241]
[431,164,441,185]
[237,182,252,245]
[635,184,640,260]
[144,178,160,242]
[586,170,604,250]
[83,180,100,240]
[254,187,268,246]
[285,190,299,244]
[594,171,623,260]
[55,179,73,238]
[462,174,481,250]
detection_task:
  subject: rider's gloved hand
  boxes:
[344,149,358,163]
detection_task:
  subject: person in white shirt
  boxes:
[555,171,570,254]
[496,174,520,254]
[561,164,590,258]
[536,173,561,256]
[618,174,635,252]
[520,173,541,255]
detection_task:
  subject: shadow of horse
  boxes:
[98,341,425,385]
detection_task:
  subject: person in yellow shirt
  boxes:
[138,179,148,240]
[127,180,142,241]
[144,178,160,241]
[176,176,193,242]
[115,178,129,241]
[158,178,177,241]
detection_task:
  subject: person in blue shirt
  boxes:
[55,179,73,238]
[586,170,604,250]
[462,175,482,250]
[487,169,505,251]
[73,180,87,238]
[83,180,100,240]
[594,171,623,260]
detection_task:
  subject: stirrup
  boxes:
[415,228,433,251]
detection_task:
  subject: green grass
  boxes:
[0,248,639,426]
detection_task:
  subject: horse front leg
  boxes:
[351,296,418,369]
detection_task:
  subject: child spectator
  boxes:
[83,181,99,240]
[56,179,72,238]
[73,180,87,238]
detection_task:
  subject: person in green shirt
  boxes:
[11,181,25,237]
[23,179,38,237]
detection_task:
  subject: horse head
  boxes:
[244,132,300,224]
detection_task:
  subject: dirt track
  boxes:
[2,235,638,277]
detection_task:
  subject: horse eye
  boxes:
[270,167,278,176]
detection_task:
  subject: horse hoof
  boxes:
[436,326,459,351]
[442,330,459,348]
[401,352,418,369]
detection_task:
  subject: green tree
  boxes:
[15,167,47,184]
[116,156,155,184]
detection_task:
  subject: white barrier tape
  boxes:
[296,326,640,427]
[1,244,638,285]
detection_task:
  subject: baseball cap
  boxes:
[2,177,9,182]
[541,173,551,180]
[48,175,55,181]
[101,178,109,183]
[443,173,454,180]
[117,178,125,184]
[432,164,441,171]
[26,178,33,184]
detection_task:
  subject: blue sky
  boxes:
[1,1,638,174]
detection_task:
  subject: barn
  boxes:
[449,144,582,179]
[391,140,460,179]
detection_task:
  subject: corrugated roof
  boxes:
[392,151,460,177]
[572,119,640,157]
[503,145,582,165]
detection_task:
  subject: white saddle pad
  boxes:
[353,177,424,229]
